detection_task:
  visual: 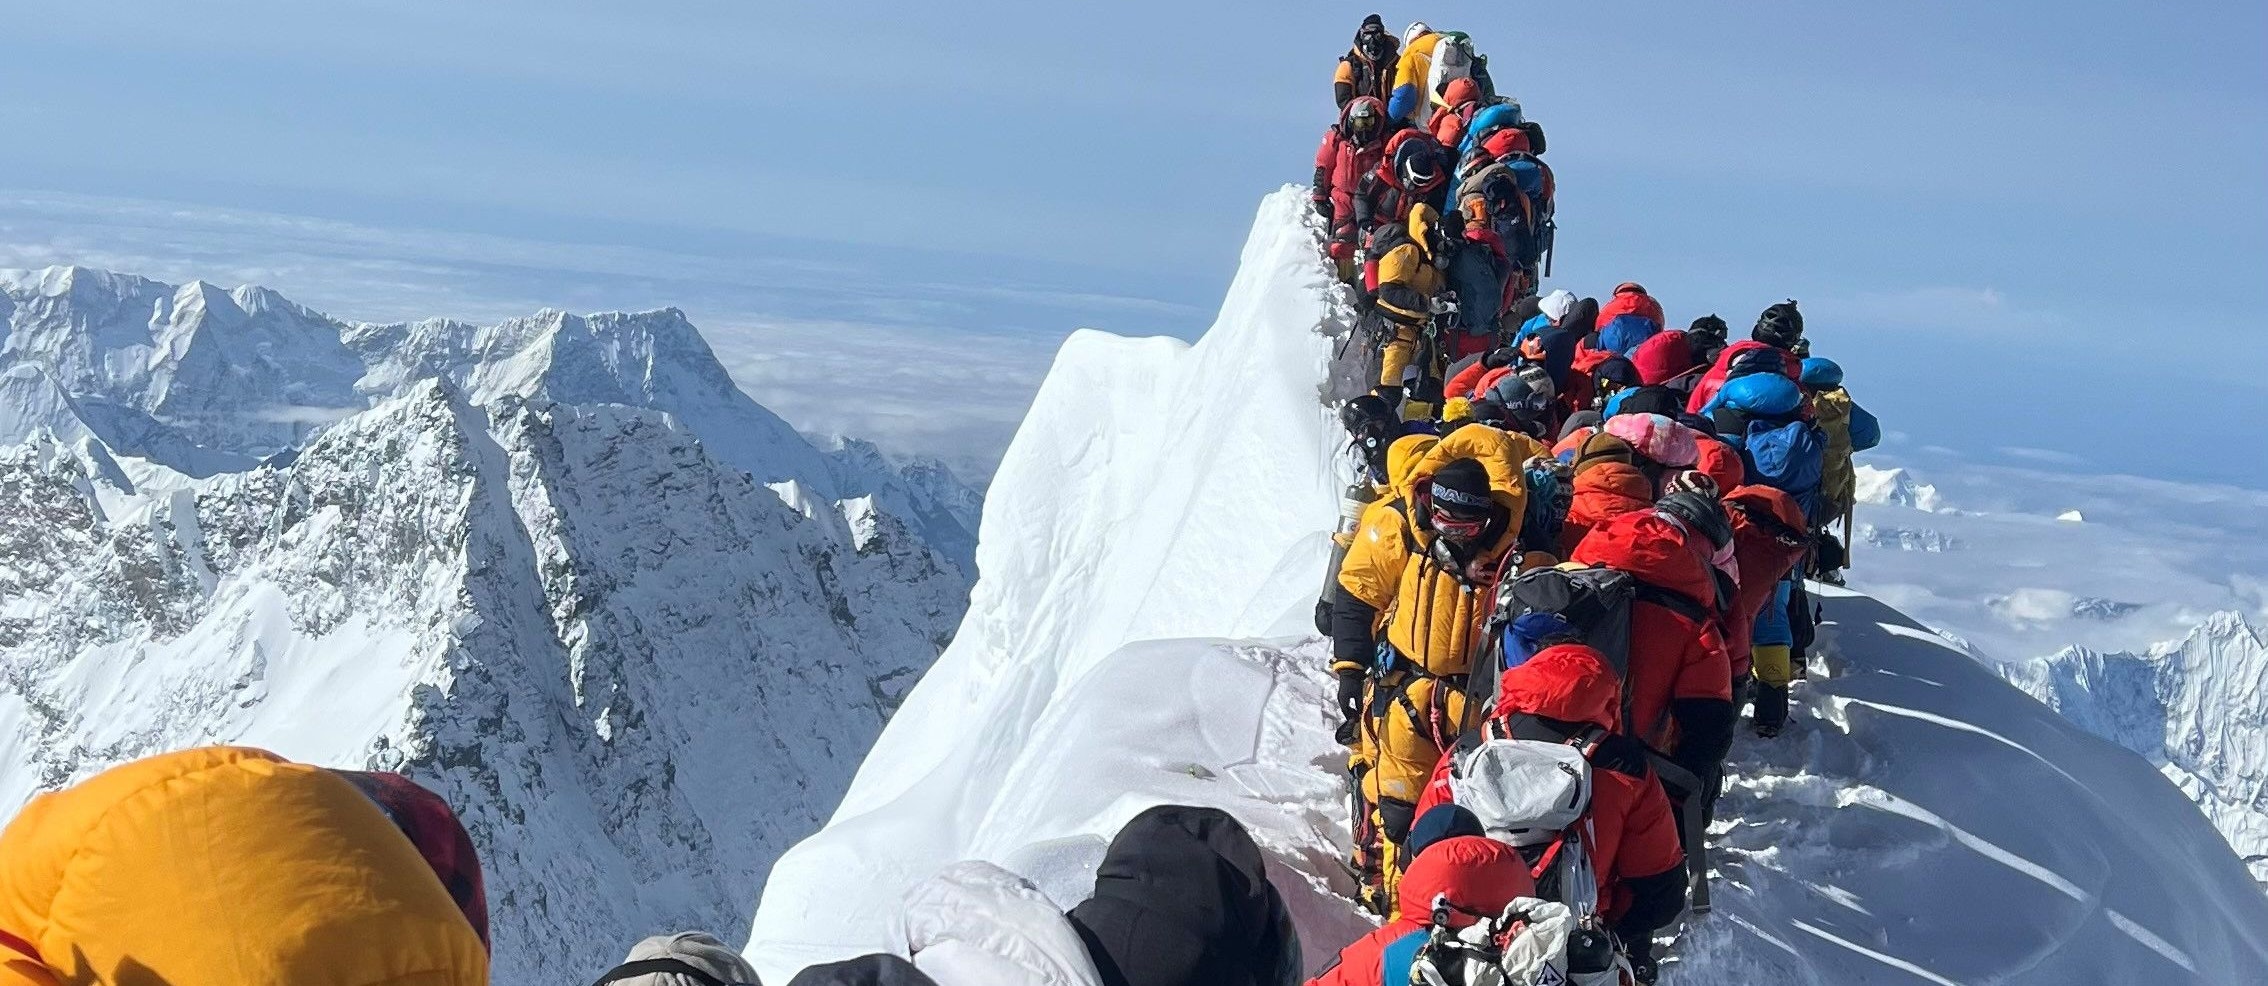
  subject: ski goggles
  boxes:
[1429,501,1492,541]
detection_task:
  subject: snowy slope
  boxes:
[2003,614,2268,892]
[748,189,2268,984]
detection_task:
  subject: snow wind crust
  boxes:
[748,189,2268,984]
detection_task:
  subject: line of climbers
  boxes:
[1307,16,1884,983]
[1311,294,1881,985]
[1317,16,1555,424]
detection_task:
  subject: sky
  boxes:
[0,1,2262,486]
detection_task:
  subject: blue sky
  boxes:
[1,1,2262,485]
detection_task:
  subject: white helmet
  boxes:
[1404,21,1433,45]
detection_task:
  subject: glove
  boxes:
[1312,196,1334,223]
[1335,671,1366,724]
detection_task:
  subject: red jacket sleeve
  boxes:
[1615,775,1685,883]
[1445,359,1492,400]
[1669,622,1733,704]
[1305,931,1388,986]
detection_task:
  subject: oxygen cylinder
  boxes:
[1313,481,1381,635]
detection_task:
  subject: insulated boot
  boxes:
[1753,681,1790,737]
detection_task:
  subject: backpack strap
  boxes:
[1380,928,1432,986]
[1632,581,1711,624]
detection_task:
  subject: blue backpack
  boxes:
[1459,102,1527,158]
[1742,417,1828,524]
[1593,314,1659,355]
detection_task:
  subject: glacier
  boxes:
[748,189,2268,984]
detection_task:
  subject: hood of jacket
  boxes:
[1495,643,1622,732]
[1726,484,1808,541]
[0,747,487,986]
[898,861,1103,986]
[1396,835,1534,927]
[1382,433,1442,500]
[1066,806,1299,986]
[1629,330,1701,387]
[1570,510,1717,608]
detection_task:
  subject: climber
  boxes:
[1353,130,1452,234]
[1333,14,1400,109]
[1590,282,1665,356]
[1555,413,1700,514]
[1705,371,1829,738]
[1065,805,1302,986]
[1304,835,1534,986]
[1332,453,1526,906]
[0,746,490,986]
[1448,144,1538,306]
[1413,645,1690,982]
[1365,202,1449,414]
[1387,23,1443,121]
[1509,290,1589,392]
[1685,301,1805,414]
[1628,329,1706,397]
[888,860,1106,986]
[794,806,1297,986]
[1426,77,1487,150]
[1312,96,1397,275]
[1683,315,1731,369]
[1570,506,1737,817]
[1801,356,1881,577]
[592,932,766,986]
[1720,484,1813,739]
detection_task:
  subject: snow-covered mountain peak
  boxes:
[1854,463,1948,512]
[2005,613,2268,891]
[1,267,983,568]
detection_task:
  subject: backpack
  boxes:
[1382,893,1631,986]
[1468,565,1712,738]
[1742,417,1828,524]
[1427,33,1478,109]
[1449,729,1605,917]
[1460,102,1526,159]
[1360,220,1416,296]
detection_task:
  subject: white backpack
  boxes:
[1427,33,1478,109]
[1448,732,1605,919]
[1406,898,1635,986]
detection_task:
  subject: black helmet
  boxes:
[1395,140,1446,192]
[1686,314,1729,341]
[1339,394,1401,478]
[1753,300,1803,349]
[1344,98,1384,141]
[1656,491,1733,552]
